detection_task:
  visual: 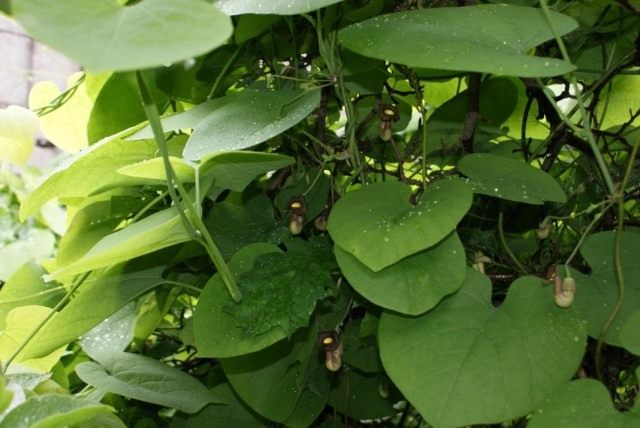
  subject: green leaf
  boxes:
[205,195,282,260]
[119,151,294,193]
[79,303,136,362]
[235,14,281,44]
[75,352,220,414]
[172,383,265,427]
[0,106,38,167]
[570,231,640,353]
[184,89,320,160]
[528,379,640,427]
[19,127,155,220]
[458,153,567,204]
[0,394,115,428]
[335,232,465,315]
[194,243,286,358]
[378,270,586,427]
[49,208,190,280]
[596,74,640,130]
[194,239,335,357]
[329,371,398,421]
[13,0,233,72]
[0,306,67,373]
[88,72,168,143]
[21,261,165,360]
[327,179,472,272]
[225,238,335,336]
[222,327,329,423]
[339,5,577,77]
[214,0,344,15]
[56,195,148,267]
[0,229,55,283]
[0,261,63,331]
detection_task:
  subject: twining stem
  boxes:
[595,137,639,379]
[498,210,528,275]
[539,0,615,195]
[2,272,90,375]
[136,72,242,302]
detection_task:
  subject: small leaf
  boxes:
[13,0,233,72]
[28,73,91,153]
[528,379,640,427]
[458,153,567,204]
[339,5,577,77]
[215,0,344,15]
[0,229,55,283]
[0,394,115,428]
[328,179,472,272]
[75,352,220,414]
[329,371,398,421]
[0,106,38,166]
[184,89,320,160]
[335,232,466,315]
[378,270,586,427]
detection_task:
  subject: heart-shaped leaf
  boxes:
[378,270,586,427]
[13,0,232,72]
[195,239,335,358]
[75,351,221,414]
[528,379,640,427]
[214,0,344,15]
[339,5,577,77]
[335,232,465,315]
[569,231,640,353]
[184,89,320,160]
[328,179,472,272]
[458,153,567,204]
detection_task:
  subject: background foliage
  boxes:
[0,0,639,426]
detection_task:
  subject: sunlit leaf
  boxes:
[0,106,38,166]
[215,0,344,15]
[13,0,233,72]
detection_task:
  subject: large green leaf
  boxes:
[339,5,577,77]
[75,352,220,414]
[570,231,640,353]
[13,0,232,72]
[335,232,465,315]
[21,261,165,360]
[222,327,329,424]
[214,0,344,15]
[19,127,154,220]
[49,208,190,280]
[378,270,586,427]
[0,394,115,428]
[184,89,320,160]
[458,153,567,204]
[79,303,136,362]
[194,239,335,357]
[225,238,335,336]
[327,179,472,272]
[528,380,640,427]
[329,371,398,421]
